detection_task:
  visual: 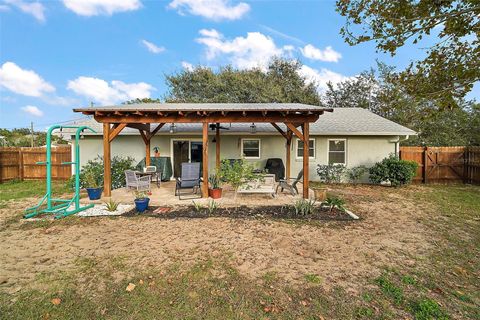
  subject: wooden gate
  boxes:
[400,146,480,184]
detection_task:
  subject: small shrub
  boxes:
[134,191,148,200]
[323,196,346,212]
[208,173,222,189]
[316,164,346,183]
[104,199,119,212]
[369,154,418,187]
[192,201,205,212]
[347,165,368,183]
[409,298,449,320]
[293,199,316,216]
[207,200,218,215]
[219,159,260,199]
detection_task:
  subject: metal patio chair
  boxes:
[175,162,202,199]
[276,169,303,195]
[125,170,151,192]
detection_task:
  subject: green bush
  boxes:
[219,159,259,199]
[369,155,418,187]
[67,155,135,190]
[347,165,368,183]
[316,164,346,183]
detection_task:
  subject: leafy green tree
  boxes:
[324,62,478,146]
[123,98,161,104]
[336,0,480,108]
[165,58,322,105]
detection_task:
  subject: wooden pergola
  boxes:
[73,103,333,199]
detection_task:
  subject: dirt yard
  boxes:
[1,185,429,294]
[1,183,478,319]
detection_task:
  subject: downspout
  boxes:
[390,135,410,157]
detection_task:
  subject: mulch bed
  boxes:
[123,205,354,221]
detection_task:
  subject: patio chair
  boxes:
[175,162,202,199]
[276,169,303,195]
[125,170,151,192]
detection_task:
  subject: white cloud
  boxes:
[0,62,55,97]
[199,28,222,38]
[196,29,283,70]
[21,105,43,117]
[63,0,142,16]
[67,76,155,105]
[298,65,350,91]
[3,0,46,22]
[0,4,11,11]
[141,39,165,54]
[300,44,342,62]
[168,0,249,21]
[181,61,194,71]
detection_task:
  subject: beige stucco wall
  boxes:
[76,133,398,181]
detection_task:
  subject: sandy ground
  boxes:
[0,185,431,294]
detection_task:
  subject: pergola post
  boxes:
[286,130,292,180]
[145,139,151,166]
[302,122,309,199]
[103,123,111,197]
[202,122,209,198]
[215,123,220,170]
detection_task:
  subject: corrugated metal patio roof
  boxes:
[63,108,416,136]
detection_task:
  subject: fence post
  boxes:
[423,146,428,184]
[18,149,24,181]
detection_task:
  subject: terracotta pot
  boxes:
[208,188,223,199]
[313,188,327,201]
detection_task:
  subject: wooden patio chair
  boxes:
[276,169,303,195]
[175,162,202,200]
[125,170,151,192]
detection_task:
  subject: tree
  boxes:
[336,0,480,108]
[164,58,322,105]
[123,98,161,104]
[324,62,479,146]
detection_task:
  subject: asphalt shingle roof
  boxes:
[64,108,416,136]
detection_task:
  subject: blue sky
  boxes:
[0,0,478,130]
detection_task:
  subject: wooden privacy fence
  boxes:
[400,146,480,184]
[0,146,72,182]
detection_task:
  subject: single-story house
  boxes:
[67,106,415,183]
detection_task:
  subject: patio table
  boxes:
[135,170,161,188]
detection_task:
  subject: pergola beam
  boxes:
[109,123,127,142]
[127,123,150,131]
[93,113,320,124]
[285,123,305,142]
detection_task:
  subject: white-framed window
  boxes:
[328,139,347,165]
[241,138,261,159]
[296,138,315,159]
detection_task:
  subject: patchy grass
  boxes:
[0,179,69,202]
[0,183,479,319]
[0,258,357,320]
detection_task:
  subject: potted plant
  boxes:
[84,170,103,200]
[208,173,222,199]
[312,183,328,201]
[134,191,150,213]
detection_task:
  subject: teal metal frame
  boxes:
[24,125,96,219]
